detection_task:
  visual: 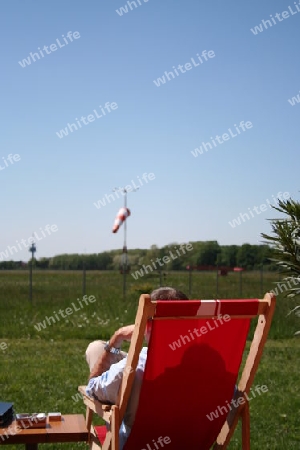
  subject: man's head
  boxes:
[145,286,189,342]
[150,286,189,301]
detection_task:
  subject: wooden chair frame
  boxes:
[79,292,275,450]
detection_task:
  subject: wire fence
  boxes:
[0,268,280,303]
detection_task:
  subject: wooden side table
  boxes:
[0,414,88,449]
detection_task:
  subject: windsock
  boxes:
[112,207,131,233]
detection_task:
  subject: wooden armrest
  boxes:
[78,386,112,421]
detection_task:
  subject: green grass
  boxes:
[0,270,299,449]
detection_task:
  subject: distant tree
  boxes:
[236,244,256,269]
[0,260,16,269]
[196,241,221,266]
[36,257,50,269]
[96,252,113,270]
[31,242,274,272]
[148,244,160,262]
[218,245,238,267]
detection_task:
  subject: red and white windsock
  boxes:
[112,207,131,233]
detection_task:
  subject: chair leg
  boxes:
[91,438,102,450]
[86,405,93,432]
[102,405,119,450]
[241,400,250,450]
[88,425,103,450]
[86,405,94,448]
[111,406,119,450]
[102,431,112,450]
[214,391,250,449]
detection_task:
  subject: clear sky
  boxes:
[1,0,299,261]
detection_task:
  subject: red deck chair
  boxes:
[79,292,275,450]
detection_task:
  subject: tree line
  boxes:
[0,241,276,271]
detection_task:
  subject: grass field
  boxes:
[1,270,300,449]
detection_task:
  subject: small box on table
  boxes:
[16,413,47,428]
[48,412,62,421]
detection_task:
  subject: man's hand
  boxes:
[88,324,135,381]
[110,324,135,348]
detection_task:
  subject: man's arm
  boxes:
[88,325,135,380]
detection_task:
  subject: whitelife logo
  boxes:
[56,102,118,139]
[250,2,300,35]
[288,89,300,106]
[206,385,269,421]
[270,277,300,297]
[93,173,155,209]
[228,192,290,228]
[0,154,21,172]
[116,0,150,16]
[0,225,58,261]
[131,244,193,280]
[34,295,96,331]
[18,31,81,68]
[191,121,253,157]
[168,314,231,351]
[0,342,8,353]
[153,50,215,87]
[140,436,171,450]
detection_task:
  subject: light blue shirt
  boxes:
[86,347,147,449]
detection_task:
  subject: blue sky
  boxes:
[1,0,299,261]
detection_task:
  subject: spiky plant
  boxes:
[261,197,300,334]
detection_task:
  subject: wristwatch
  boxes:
[104,341,121,355]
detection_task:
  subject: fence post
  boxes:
[239,270,243,296]
[82,262,86,297]
[188,268,192,297]
[29,260,33,302]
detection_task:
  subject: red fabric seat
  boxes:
[123,310,251,449]
[94,425,107,445]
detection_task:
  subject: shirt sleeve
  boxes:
[86,357,127,404]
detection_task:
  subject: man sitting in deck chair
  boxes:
[85,286,188,449]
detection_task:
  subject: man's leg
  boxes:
[86,340,126,372]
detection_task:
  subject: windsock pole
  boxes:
[113,186,138,299]
[124,190,127,249]
[122,190,127,299]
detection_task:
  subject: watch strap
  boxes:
[104,341,121,355]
